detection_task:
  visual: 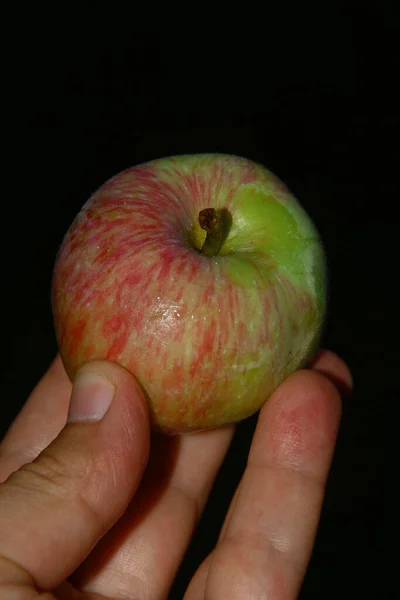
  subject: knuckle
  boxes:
[17,452,75,500]
[4,447,106,532]
[0,554,36,598]
[8,444,98,510]
[1,433,124,533]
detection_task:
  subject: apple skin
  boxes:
[51,154,326,433]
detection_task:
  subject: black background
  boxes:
[2,4,396,598]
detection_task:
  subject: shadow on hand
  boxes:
[72,430,181,586]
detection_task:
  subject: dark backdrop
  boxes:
[2,6,396,599]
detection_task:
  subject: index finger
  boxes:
[185,352,351,599]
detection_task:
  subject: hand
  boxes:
[0,350,351,599]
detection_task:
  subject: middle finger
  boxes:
[73,423,234,599]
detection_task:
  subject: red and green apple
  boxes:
[51,154,326,433]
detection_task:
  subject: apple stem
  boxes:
[199,208,231,257]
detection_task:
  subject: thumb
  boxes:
[0,360,150,593]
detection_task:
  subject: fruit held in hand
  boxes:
[52,154,326,433]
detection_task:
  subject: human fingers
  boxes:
[0,353,232,599]
[73,424,234,599]
[185,363,345,599]
[0,360,150,596]
[0,354,72,481]
[310,348,353,395]
[75,349,351,599]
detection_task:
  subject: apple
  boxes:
[52,154,326,433]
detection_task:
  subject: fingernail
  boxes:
[68,372,116,423]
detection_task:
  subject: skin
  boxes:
[52,154,327,433]
[0,349,352,599]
